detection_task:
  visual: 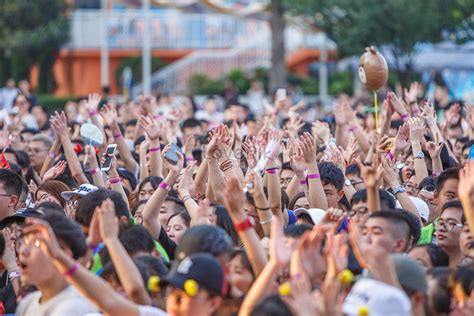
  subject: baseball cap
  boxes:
[342,278,412,316]
[0,208,43,229]
[160,253,224,296]
[390,253,428,294]
[175,225,233,261]
[293,208,326,225]
[61,184,98,201]
[396,196,429,223]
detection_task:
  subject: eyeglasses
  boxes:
[26,147,46,154]
[350,180,364,186]
[434,219,463,232]
[0,193,13,198]
[15,234,41,250]
[67,200,80,207]
[349,207,369,218]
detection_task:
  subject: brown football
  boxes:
[358,46,388,91]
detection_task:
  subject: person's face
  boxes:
[404,179,418,196]
[166,287,221,316]
[64,102,78,121]
[408,247,433,270]
[293,196,309,210]
[350,201,370,229]
[461,147,471,165]
[124,125,135,140]
[204,100,217,113]
[229,254,254,295]
[138,182,155,201]
[208,206,217,226]
[15,95,29,111]
[27,140,48,169]
[36,189,62,206]
[230,106,246,123]
[279,169,294,190]
[134,204,145,224]
[66,196,81,219]
[245,121,257,137]
[32,107,47,125]
[454,141,465,159]
[183,126,202,141]
[324,183,343,208]
[6,79,15,88]
[362,217,406,253]
[417,190,436,222]
[401,157,415,182]
[0,182,19,219]
[21,132,35,145]
[346,173,365,191]
[435,207,463,250]
[17,234,57,286]
[434,179,459,214]
[159,201,177,227]
[167,215,188,243]
[459,222,474,260]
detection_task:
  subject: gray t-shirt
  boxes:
[16,285,98,316]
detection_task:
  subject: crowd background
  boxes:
[0,76,473,316]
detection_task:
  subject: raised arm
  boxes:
[247,170,273,237]
[358,158,382,213]
[50,111,89,184]
[139,114,163,178]
[426,135,444,176]
[107,155,130,212]
[408,117,429,185]
[85,93,107,154]
[265,131,283,224]
[142,145,183,239]
[459,162,474,236]
[40,137,61,178]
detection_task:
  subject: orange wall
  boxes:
[50,49,191,97]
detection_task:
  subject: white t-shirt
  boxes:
[85,305,168,316]
[16,285,98,316]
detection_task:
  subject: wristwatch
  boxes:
[414,151,425,159]
[344,179,352,187]
[392,185,405,195]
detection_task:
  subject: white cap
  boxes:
[396,196,429,222]
[343,278,412,316]
[61,184,99,201]
[293,208,326,225]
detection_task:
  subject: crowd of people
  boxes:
[0,77,473,316]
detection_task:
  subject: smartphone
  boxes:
[469,144,474,161]
[101,144,117,172]
[165,143,182,165]
[385,137,395,151]
[276,88,286,102]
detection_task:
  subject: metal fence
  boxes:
[67,9,267,49]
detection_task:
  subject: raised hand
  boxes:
[376,135,392,154]
[334,103,348,126]
[387,91,409,117]
[325,232,348,279]
[138,114,160,140]
[265,130,282,161]
[50,111,69,139]
[177,162,197,197]
[459,161,474,201]
[340,136,360,164]
[394,123,410,152]
[404,81,422,103]
[299,132,316,164]
[290,225,326,281]
[162,143,184,175]
[43,160,67,182]
[101,104,118,127]
[223,177,245,219]
[270,216,293,268]
[357,157,383,188]
[290,142,306,178]
[312,121,331,144]
[245,169,264,196]
[242,135,260,169]
[98,198,119,243]
[183,134,197,157]
[85,93,102,114]
[381,155,400,188]
[408,117,425,143]
[284,112,305,138]
[420,100,437,127]
[425,136,445,158]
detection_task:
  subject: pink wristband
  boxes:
[386,151,394,161]
[401,112,411,121]
[89,168,99,175]
[432,172,440,177]
[48,152,56,158]
[299,179,308,185]
[307,173,320,179]
[64,262,79,277]
[186,156,195,161]
[148,147,161,153]
[348,125,358,133]
[159,181,171,191]
[108,177,121,184]
[113,132,122,139]
[153,114,162,120]
[266,169,277,175]
[88,242,98,250]
[89,111,97,117]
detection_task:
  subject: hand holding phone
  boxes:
[165,143,182,165]
[101,144,117,172]
[276,88,287,102]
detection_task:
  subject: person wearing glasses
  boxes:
[0,169,23,220]
[26,134,52,174]
[435,200,464,268]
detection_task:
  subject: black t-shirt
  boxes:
[158,227,176,261]
[0,272,17,314]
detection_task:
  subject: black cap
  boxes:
[161,253,223,296]
[0,208,43,229]
[175,225,233,261]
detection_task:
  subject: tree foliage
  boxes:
[0,0,69,93]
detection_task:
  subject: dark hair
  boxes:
[0,232,5,258]
[426,267,452,314]
[231,250,255,278]
[181,118,201,131]
[137,176,163,196]
[43,213,87,259]
[0,169,23,198]
[346,163,361,177]
[20,128,40,136]
[214,205,239,246]
[461,139,474,153]
[350,189,396,210]
[132,199,148,216]
[125,119,137,128]
[369,210,411,249]
[441,199,463,213]
[36,201,66,216]
[418,176,437,192]
[281,161,292,172]
[119,225,155,257]
[284,224,312,238]
[288,192,307,211]
[412,244,449,267]
[435,167,459,193]
[76,189,130,227]
[319,162,345,191]
[118,168,138,191]
[167,210,191,228]
[450,266,474,297]
[251,294,292,316]
[396,208,421,246]
[134,255,168,278]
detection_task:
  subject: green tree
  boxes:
[0,0,69,93]
[286,0,473,85]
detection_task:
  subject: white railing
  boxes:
[67,9,267,49]
[132,31,271,96]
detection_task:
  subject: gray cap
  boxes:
[390,253,428,294]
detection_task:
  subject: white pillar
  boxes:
[319,32,328,103]
[142,0,151,95]
[100,0,110,89]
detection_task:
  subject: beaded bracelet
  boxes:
[148,147,161,153]
[307,173,320,179]
[64,262,80,277]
